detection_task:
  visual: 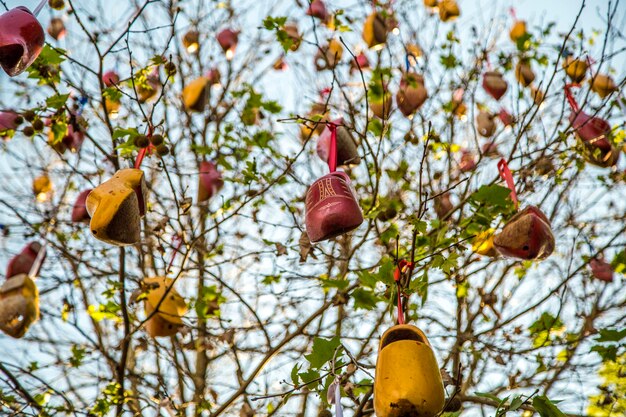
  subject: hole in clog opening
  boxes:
[381,328,425,349]
[0,44,24,72]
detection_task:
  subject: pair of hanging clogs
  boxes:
[0,242,46,338]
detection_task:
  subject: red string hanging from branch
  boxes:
[497,159,519,210]
[393,260,414,325]
[166,235,183,274]
[134,147,148,169]
[564,83,580,113]
[327,122,338,173]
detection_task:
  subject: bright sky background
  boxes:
[0,1,624,416]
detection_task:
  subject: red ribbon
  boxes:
[564,83,580,113]
[394,260,414,325]
[327,122,338,173]
[134,147,148,169]
[497,159,519,210]
[166,235,183,274]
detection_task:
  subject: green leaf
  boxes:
[591,344,619,362]
[38,45,66,65]
[440,53,460,68]
[298,369,320,389]
[291,364,301,385]
[596,328,626,343]
[46,93,70,110]
[475,391,502,403]
[304,336,341,369]
[319,277,350,291]
[352,288,380,311]
[357,270,378,289]
[532,395,567,417]
[469,184,512,208]
[112,127,140,140]
[69,344,87,368]
[50,119,68,144]
[509,395,524,411]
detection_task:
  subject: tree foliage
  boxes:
[0,0,625,416]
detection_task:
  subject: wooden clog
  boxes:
[86,169,147,246]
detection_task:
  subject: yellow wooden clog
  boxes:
[562,57,588,83]
[374,324,445,417]
[590,74,617,99]
[0,274,39,338]
[86,168,147,246]
[33,174,52,202]
[509,20,527,42]
[362,12,387,49]
[438,0,460,22]
[183,76,210,112]
[142,277,187,338]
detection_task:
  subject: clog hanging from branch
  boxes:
[565,84,619,168]
[47,17,65,41]
[476,110,497,137]
[362,12,388,50]
[141,277,187,338]
[86,168,147,246]
[396,71,428,117]
[492,159,555,260]
[306,0,329,22]
[301,101,329,140]
[498,108,515,127]
[0,3,46,76]
[71,189,92,223]
[0,111,22,140]
[374,324,445,417]
[590,74,617,99]
[217,28,238,60]
[438,0,460,22]
[562,56,588,84]
[6,242,46,279]
[0,274,39,338]
[183,76,210,112]
[103,70,120,86]
[508,8,527,42]
[515,59,535,87]
[1,239,45,338]
[458,149,476,172]
[316,118,360,168]
[590,257,613,282]
[305,122,363,243]
[197,161,223,204]
[482,71,508,101]
[33,174,53,202]
[182,30,200,54]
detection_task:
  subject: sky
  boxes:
[0,0,624,416]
